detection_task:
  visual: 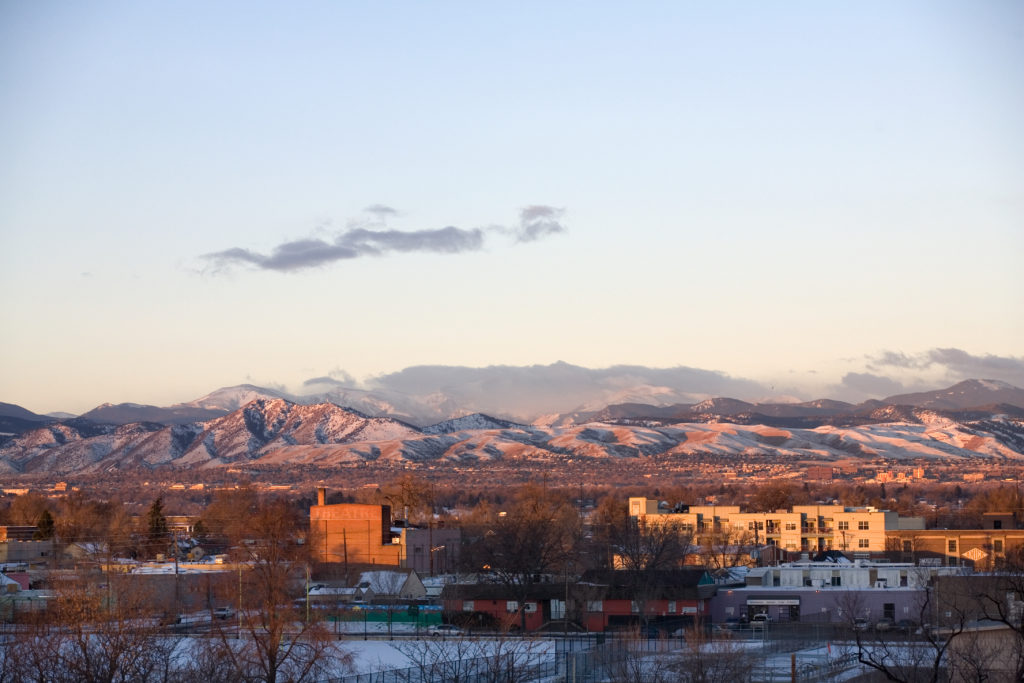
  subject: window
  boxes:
[858,521,869,531]
[630,601,641,614]
[668,601,676,614]
[994,520,1003,529]
[995,540,1004,553]
[506,600,519,612]
[903,541,912,553]
[831,576,842,587]
[785,522,797,531]
[858,538,870,548]
[948,540,957,553]
[838,521,849,531]
[524,602,537,613]
[884,603,895,619]
[587,600,603,612]
[463,600,475,611]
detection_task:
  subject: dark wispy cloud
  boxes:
[201,204,565,273]
[342,226,485,255]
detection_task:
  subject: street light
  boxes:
[430,545,445,576]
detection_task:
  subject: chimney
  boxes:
[317,487,326,506]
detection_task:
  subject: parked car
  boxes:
[853,618,870,632]
[750,613,772,627]
[213,607,234,620]
[875,617,894,632]
[428,624,464,637]
[895,619,917,632]
[175,613,206,626]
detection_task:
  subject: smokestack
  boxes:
[317,487,326,506]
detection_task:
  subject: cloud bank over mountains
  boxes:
[836,348,1024,401]
[201,205,566,273]
[302,362,769,420]
[289,349,1024,422]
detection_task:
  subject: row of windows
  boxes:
[462,600,537,613]
[744,520,874,532]
[897,539,1007,554]
[736,519,876,531]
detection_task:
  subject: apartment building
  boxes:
[628,497,924,554]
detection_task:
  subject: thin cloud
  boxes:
[515,205,566,243]
[200,205,566,273]
[203,241,359,272]
[364,204,399,218]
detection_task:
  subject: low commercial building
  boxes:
[709,558,966,626]
[887,527,1024,569]
[441,583,565,632]
[576,569,715,632]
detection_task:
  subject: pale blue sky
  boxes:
[1,2,1022,414]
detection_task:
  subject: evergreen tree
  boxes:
[33,509,55,540]
[146,497,169,557]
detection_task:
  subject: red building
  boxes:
[441,583,565,632]
[441,569,716,633]
[577,569,716,632]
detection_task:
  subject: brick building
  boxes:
[309,488,459,573]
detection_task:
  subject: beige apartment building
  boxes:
[628,497,924,554]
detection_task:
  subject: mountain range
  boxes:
[1,380,1022,476]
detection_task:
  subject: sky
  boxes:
[1,2,1022,415]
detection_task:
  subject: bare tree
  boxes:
[695,526,758,571]
[374,474,436,525]
[203,496,348,683]
[8,492,51,527]
[606,516,693,629]
[395,633,547,683]
[666,626,757,683]
[394,635,482,683]
[460,485,580,631]
[946,626,1024,683]
[598,628,677,683]
[955,547,1024,680]
[6,572,179,683]
[837,578,970,683]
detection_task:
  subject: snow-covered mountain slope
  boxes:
[421,413,526,435]
[4,388,1024,476]
[883,379,1024,412]
[181,384,292,412]
[78,402,227,425]
[0,399,421,474]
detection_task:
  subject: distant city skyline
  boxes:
[2,3,1021,415]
